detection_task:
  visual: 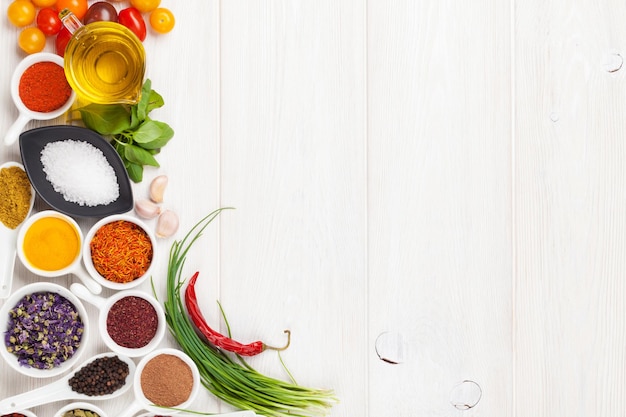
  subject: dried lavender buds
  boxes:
[69,355,129,396]
[4,292,84,369]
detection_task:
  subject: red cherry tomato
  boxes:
[55,27,72,57]
[118,7,146,42]
[37,7,63,36]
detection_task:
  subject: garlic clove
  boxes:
[134,198,161,219]
[149,175,168,203]
[156,209,179,238]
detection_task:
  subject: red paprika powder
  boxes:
[19,61,72,113]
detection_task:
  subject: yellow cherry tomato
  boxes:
[7,0,36,27]
[55,0,88,20]
[32,0,57,7]
[149,7,174,34]
[130,0,160,13]
[18,27,46,54]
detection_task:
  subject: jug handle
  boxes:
[59,8,84,34]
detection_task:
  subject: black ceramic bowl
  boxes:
[19,125,133,218]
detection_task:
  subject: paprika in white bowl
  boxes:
[4,52,76,146]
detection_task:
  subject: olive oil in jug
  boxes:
[59,9,145,105]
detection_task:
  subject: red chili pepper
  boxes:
[184,271,291,356]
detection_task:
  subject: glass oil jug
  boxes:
[59,8,146,105]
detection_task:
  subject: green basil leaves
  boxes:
[76,79,174,183]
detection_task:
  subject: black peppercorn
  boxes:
[68,356,129,396]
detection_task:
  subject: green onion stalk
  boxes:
[164,208,338,417]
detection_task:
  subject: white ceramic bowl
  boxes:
[83,214,157,290]
[54,401,109,417]
[70,283,166,358]
[132,348,201,415]
[5,52,76,146]
[0,282,90,378]
[16,210,102,294]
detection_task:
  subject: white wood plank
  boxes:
[515,1,626,416]
[219,1,366,416]
[367,1,513,416]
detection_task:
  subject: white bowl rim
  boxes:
[97,289,166,358]
[133,348,201,414]
[0,282,90,378]
[82,214,157,290]
[53,401,110,417]
[10,52,76,120]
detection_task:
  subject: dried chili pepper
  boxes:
[184,271,291,356]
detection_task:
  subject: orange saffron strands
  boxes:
[90,220,153,283]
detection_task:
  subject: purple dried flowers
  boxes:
[4,291,84,369]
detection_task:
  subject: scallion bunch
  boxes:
[164,208,338,417]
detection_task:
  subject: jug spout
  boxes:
[58,8,83,35]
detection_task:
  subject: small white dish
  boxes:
[117,348,201,417]
[53,401,110,417]
[4,52,76,146]
[0,161,35,299]
[0,282,90,378]
[83,214,157,290]
[16,210,102,294]
[0,353,134,414]
[71,283,166,358]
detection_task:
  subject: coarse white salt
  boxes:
[41,139,119,207]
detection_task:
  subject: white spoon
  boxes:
[0,352,135,414]
[0,161,35,299]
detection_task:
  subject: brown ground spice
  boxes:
[140,354,193,407]
[0,166,32,229]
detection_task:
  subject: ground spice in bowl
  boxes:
[0,166,32,229]
[90,220,153,283]
[19,62,72,113]
[106,296,158,349]
[140,354,194,407]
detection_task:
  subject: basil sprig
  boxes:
[76,79,174,183]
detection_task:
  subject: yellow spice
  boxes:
[0,166,32,229]
[23,217,80,271]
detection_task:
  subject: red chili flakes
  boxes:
[19,62,72,113]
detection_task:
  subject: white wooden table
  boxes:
[2,1,626,416]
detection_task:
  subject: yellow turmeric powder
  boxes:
[22,216,81,271]
[0,166,32,229]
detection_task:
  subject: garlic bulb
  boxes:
[156,209,179,238]
[149,175,168,203]
[134,199,161,219]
